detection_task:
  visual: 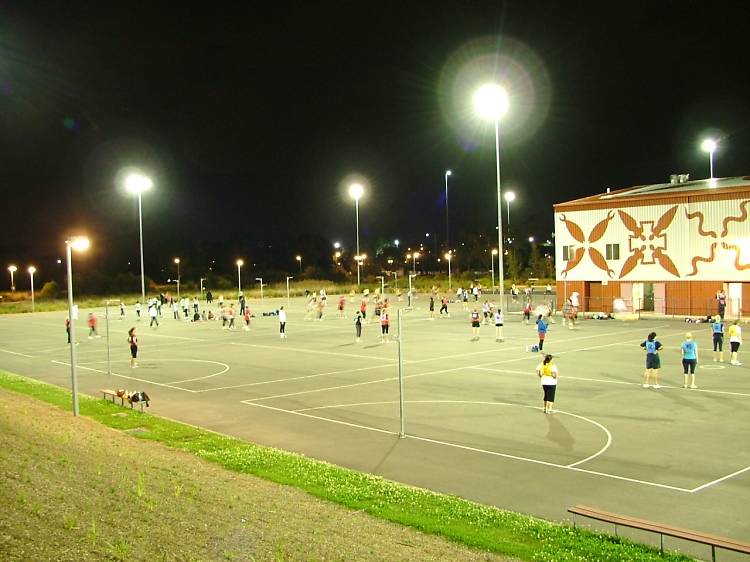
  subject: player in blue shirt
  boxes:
[640,331,663,389]
[680,333,699,389]
[536,314,549,351]
[711,316,724,363]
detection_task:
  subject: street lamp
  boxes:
[444,252,452,290]
[334,241,341,249]
[504,191,516,225]
[236,259,244,297]
[65,235,90,416]
[174,258,181,300]
[295,255,302,273]
[256,277,264,302]
[376,275,385,295]
[124,172,153,304]
[349,182,365,285]
[411,251,420,274]
[445,170,452,248]
[528,236,535,243]
[474,82,509,295]
[8,265,17,291]
[491,249,498,293]
[701,138,717,179]
[28,266,36,312]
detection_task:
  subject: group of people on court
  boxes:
[641,318,743,389]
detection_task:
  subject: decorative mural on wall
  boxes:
[555,199,750,281]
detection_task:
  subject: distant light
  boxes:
[474,83,509,120]
[28,266,36,274]
[529,236,535,243]
[295,255,302,261]
[387,258,394,264]
[394,239,400,247]
[174,258,180,264]
[68,236,90,252]
[444,253,452,260]
[425,232,430,237]
[491,249,498,255]
[504,191,516,202]
[701,139,717,153]
[348,183,364,200]
[333,242,341,249]
[445,169,452,177]
[57,259,62,264]
[236,259,244,267]
[124,173,153,194]
[8,265,17,273]
[413,252,420,258]
[334,251,341,258]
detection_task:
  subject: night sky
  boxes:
[1,2,748,279]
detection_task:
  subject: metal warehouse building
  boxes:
[553,176,750,318]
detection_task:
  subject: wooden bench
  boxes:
[101,389,149,412]
[569,505,750,561]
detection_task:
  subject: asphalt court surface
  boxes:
[1,295,748,552]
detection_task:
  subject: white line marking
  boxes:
[690,465,750,493]
[243,400,689,492]
[0,348,33,358]
[229,341,397,362]
[50,360,195,392]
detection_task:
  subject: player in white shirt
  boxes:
[278,306,287,339]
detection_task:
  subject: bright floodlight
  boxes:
[348,183,364,200]
[474,83,509,120]
[28,266,36,274]
[125,173,153,194]
[504,191,516,202]
[68,237,90,252]
[701,139,717,153]
[444,253,452,260]
[445,169,452,176]
[174,258,180,264]
[491,249,498,255]
[333,242,341,249]
[295,255,301,261]
[8,265,17,273]
[236,259,244,267]
[413,252,420,258]
[528,236,535,243]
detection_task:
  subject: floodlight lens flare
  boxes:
[701,139,717,153]
[504,191,516,202]
[348,183,364,200]
[474,83,509,120]
[28,266,36,274]
[236,259,244,267]
[8,265,17,273]
[69,237,90,252]
[125,173,153,194]
[446,170,452,176]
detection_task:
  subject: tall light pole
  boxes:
[174,258,181,300]
[28,266,36,312]
[256,277,264,302]
[412,251,420,274]
[701,138,717,179]
[125,172,153,305]
[286,276,293,307]
[491,249,498,293]
[474,83,509,295]
[65,236,90,416]
[376,275,385,296]
[504,191,516,225]
[349,183,364,286]
[8,265,17,291]
[445,169,452,249]
[295,255,302,274]
[444,252,452,290]
[236,259,243,297]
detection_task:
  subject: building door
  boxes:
[587,282,602,311]
[728,283,743,318]
[743,283,750,316]
[654,283,666,314]
[631,283,643,311]
[642,283,654,311]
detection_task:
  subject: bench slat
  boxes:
[569,506,750,553]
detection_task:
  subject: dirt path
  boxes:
[0,389,510,561]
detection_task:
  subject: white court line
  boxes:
[690,465,750,493]
[74,358,231,385]
[194,362,393,393]
[0,348,34,358]
[243,400,690,493]
[50,360,195,392]
[229,341,397,362]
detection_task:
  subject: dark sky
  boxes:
[1,1,748,277]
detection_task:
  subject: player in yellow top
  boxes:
[728,320,742,366]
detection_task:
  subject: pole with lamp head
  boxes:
[295,255,302,274]
[65,236,90,416]
[174,258,181,300]
[8,265,17,292]
[444,169,452,248]
[256,277,264,303]
[504,191,515,225]
[236,259,243,298]
[124,172,153,305]
[348,183,364,286]
[28,266,36,312]
[444,252,452,291]
[701,139,717,179]
[286,276,293,308]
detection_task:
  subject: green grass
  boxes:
[0,370,689,561]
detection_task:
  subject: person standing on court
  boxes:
[470,308,481,341]
[134,301,142,322]
[119,301,125,320]
[439,295,449,316]
[278,306,287,339]
[536,314,548,352]
[640,331,663,388]
[494,308,504,342]
[380,310,390,343]
[716,289,727,320]
[536,354,558,414]
[148,302,159,328]
[429,295,435,320]
[680,332,698,389]
[87,313,100,339]
[354,310,363,343]
[128,327,138,369]
[728,320,742,366]
[711,315,724,363]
